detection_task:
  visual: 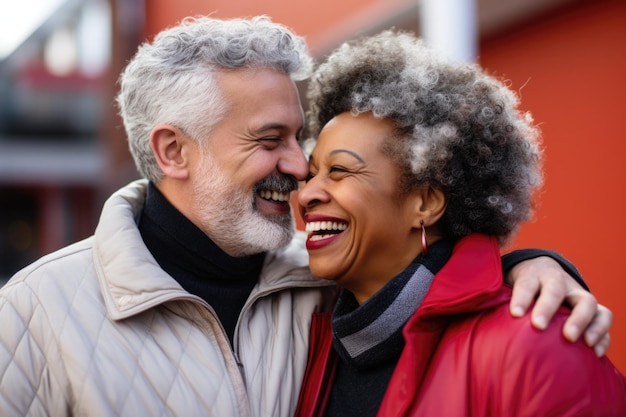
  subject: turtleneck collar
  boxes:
[139,182,266,281]
[137,182,265,344]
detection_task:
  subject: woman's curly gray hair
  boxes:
[305,30,543,245]
[116,15,313,183]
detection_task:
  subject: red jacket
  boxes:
[296,234,626,417]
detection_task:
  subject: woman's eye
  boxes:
[329,166,348,174]
[304,166,350,183]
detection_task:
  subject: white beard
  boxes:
[191,150,295,257]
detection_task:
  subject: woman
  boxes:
[295,30,626,416]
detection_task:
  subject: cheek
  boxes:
[352,201,410,245]
[246,154,281,179]
[225,155,275,188]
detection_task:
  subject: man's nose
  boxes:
[278,140,309,181]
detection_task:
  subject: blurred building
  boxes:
[0,0,143,280]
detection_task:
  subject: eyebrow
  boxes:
[330,149,365,163]
[254,122,303,134]
[255,122,287,132]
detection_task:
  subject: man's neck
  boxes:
[138,181,265,344]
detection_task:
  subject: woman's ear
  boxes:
[411,187,446,228]
[150,124,193,180]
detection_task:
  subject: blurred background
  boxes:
[0,0,624,372]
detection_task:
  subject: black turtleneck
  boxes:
[137,182,265,345]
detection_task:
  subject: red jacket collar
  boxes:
[406,234,511,329]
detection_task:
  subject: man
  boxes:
[0,16,611,417]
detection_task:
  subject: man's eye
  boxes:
[259,137,281,147]
[305,172,315,183]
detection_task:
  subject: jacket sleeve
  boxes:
[501,248,589,291]
[474,308,626,416]
[0,279,70,417]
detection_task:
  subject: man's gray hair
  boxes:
[116,15,313,182]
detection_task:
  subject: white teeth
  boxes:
[309,234,336,241]
[305,221,348,233]
[259,190,290,202]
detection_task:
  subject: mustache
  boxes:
[254,173,299,193]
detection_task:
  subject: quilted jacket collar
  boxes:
[93,180,331,320]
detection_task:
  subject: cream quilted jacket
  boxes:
[0,180,336,417]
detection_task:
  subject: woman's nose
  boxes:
[297,174,328,210]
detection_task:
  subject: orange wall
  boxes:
[144,0,410,55]
[144,0,626,372]
[479,0,626,373]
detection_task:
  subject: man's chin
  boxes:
[256,220,295,251]
[229,215,294,256]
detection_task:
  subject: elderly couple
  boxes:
[0,15,623,417]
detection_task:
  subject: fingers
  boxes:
[593,334,611,358]
[509,272,541,318]
[529,277,565,331]
[582,304,613,356]
[561,288,598,342]
[507,256,569,326]
[506,255,614,356]
[560,291,614,357]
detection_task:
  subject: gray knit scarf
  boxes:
[331,241,453,369]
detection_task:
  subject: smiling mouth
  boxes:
[305,220,348,241]
[258,189,290,202]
